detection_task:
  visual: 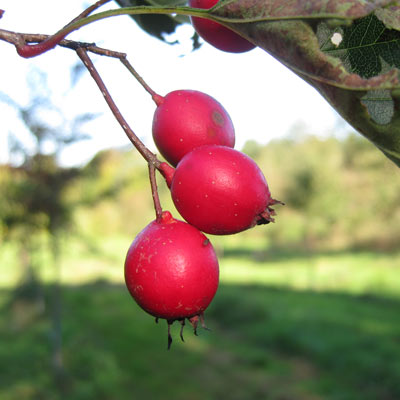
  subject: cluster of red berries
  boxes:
[125,88,281,347]
[124,3,279,348]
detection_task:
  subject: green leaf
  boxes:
[203,0,400,167]
[331,14,400,79]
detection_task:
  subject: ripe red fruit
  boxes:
[168,145,280,235]
[189,0,256,53]
[152,90,235,166]
[124,210,219,348]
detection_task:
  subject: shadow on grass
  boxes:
[221,245,400,264]
[1,281,400,400]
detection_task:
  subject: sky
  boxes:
[0,0,349,166]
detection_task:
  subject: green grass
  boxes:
[1,282,400,400]
[1,237,400,400]
[220,249,400,298]
[3,237,400,299]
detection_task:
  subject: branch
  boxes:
[0,29,127,58]
[2,4,211,59]
[0,3,174,180]
[0,24,175,181]
[2,1,353,59]
[13,0,112,58]
[75,47,161,168]
[148,163,163,220]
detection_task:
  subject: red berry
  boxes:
[189,0,256,53]
[170,145,280,235]
[124,210,219,347]
[152,90,235,166]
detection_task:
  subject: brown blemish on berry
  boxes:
[212,110,224,126]
[207,127,217,137]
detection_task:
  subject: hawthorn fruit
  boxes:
[189,0,256,53]
[124,210,219,348]
[152,89,235,166]
[166,145,280,235]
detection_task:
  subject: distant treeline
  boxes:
[243,134,400,251]
[1,134,399,252]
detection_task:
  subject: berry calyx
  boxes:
[124,210,219,348]
[169,145,281,235]
[152,89,235,166]
[189,0,256,53]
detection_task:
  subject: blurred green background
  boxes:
[1,87,400,400]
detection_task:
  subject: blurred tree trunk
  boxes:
[49,234,69,393]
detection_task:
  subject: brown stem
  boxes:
[0,29,126,58]
[0,28,175,185]
[148,164,163,220]
[119,58,163,105]
[15,0,112,58]
[75,47,161,168]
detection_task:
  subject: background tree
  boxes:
[0,72,96,391]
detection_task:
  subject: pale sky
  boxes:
[0,0,348,166]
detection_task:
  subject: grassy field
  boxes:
[1,237,400,400]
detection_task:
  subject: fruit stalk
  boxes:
[148,163,163,221]
[120,57,160,101]
[76,47,161,169]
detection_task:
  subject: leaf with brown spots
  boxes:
[200,0,400,166]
